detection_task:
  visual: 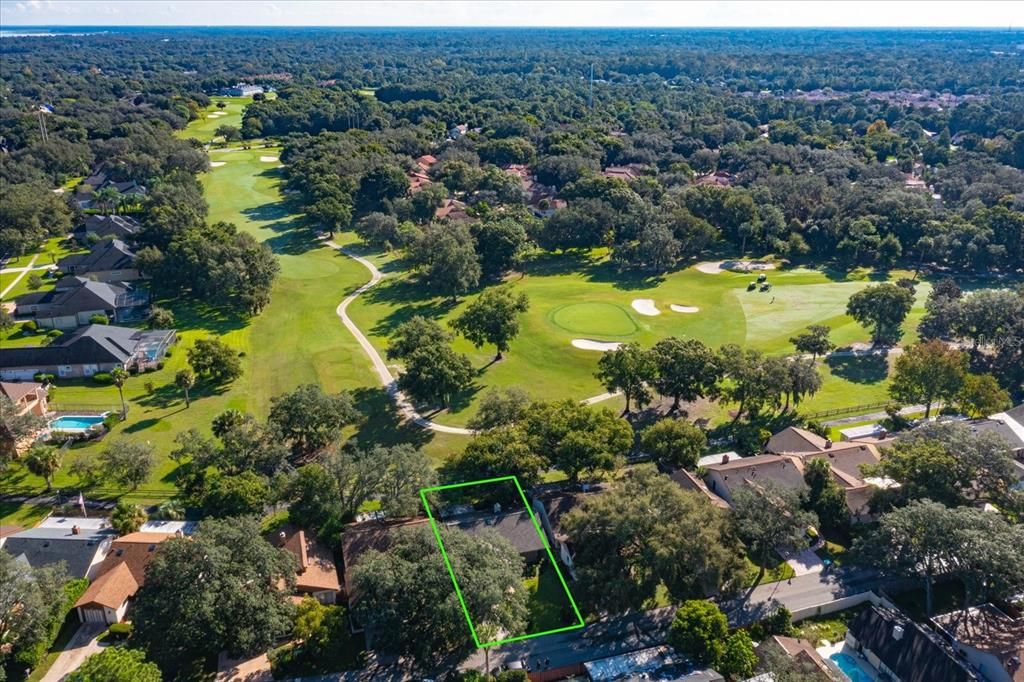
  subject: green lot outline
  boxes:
[419,475,586,647]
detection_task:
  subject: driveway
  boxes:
[40,624,106,682]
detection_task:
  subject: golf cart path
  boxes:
[328,241,474,435]
[0,254,41,298]
[329,242,622,434]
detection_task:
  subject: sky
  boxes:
[1,0,1021,28]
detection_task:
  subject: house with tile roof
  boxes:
[267,524,341,605]
[0,381,48,417]
[74,532,173,624]
[934,604,1024,682]
[756,635,839,680]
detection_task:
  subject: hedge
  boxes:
[14,577,89,669]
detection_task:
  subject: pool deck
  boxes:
[816,642,879,681]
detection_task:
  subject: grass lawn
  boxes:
[345,243,936,427]
[0,139,462,502]
[0,500,52,528]
[1,236,84,302]
[174,96,259,143]
[793,604,867,646]
[815,541,848,568]
[744,551,797,587]
[523,560,579,633]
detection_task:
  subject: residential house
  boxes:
[756,636,839,681]
[584,645,724,682]
[75,174,147,210]
[2,524,115,579]
[502,164,564,217]
[219,83,264,96]
[934,604,1024,682]
[668,468,730,509]
[267,524,341,604]
[601,164,646,181]
[58,239,141,282]
[443,509,546,564]
[415,154,438,172]
[340,518,430,601]
[340,518,430,635]
[695,171,736,188]
[532,485,608,577]
[407,170,432,194]
[15,277,149,330]
[0,324,176,380]
[74,532,172,624]
[0,381,48,416]
[978,403,1024,457]
[845,605,981,682]
[448,123,469,139]
[74,215,141,243]
[435,198,470,221]
[765,426,887,520]
[701,454,807,505]
[0,526,22,548]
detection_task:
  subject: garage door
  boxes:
[79,607,107,624]
[0,368,39,381]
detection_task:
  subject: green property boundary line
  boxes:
[419,475,586,648]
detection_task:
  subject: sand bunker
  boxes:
[260,156,280,162]
[696,260,777,274]
[572,339,622,352]
[670,304,700,313]
[631,299,660,316]
[209,161,226,167]
[208,111,227,117]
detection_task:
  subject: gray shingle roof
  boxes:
[850,606,980,682]
[0,324,174,369]
[446,510,546,557]
[59,239,136,274]
[18,279,133,316]
[76,215,140,240]
[2,526,115,578]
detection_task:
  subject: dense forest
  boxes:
[5,27,1019,274]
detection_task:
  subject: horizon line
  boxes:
[2,24,1019,30]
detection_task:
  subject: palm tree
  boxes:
[94,186,121,215]
[175,368,196,408]
[110,367,129,417]
[25,445,62,491]
[110,500,147,535]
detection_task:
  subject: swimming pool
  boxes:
[830,652,874,682]
[49,414,107,432]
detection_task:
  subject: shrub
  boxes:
[144,381,155,394]
[91,372,112,384]
[26,273,44,290]
[14,578,89,669]
[103,413,121,430]
[22,319,38,333]
[46,329,62,338]
[156,361,165,370]
[33,372,55,384]
[88,313,109,325]
[106,622,133,640]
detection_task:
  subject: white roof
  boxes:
[839,423,884,440]
[698,451,741,467]
[38,516,195,535]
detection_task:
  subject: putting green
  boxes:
[548,302,639,337]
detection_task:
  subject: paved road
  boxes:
[457,567,881,675]
[823,403,931,427]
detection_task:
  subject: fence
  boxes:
[802,401,898,421]
[789,590,898,623]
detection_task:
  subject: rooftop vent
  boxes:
[824,438,833,449]
[892,625,904,641]
[72,525,80,535]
